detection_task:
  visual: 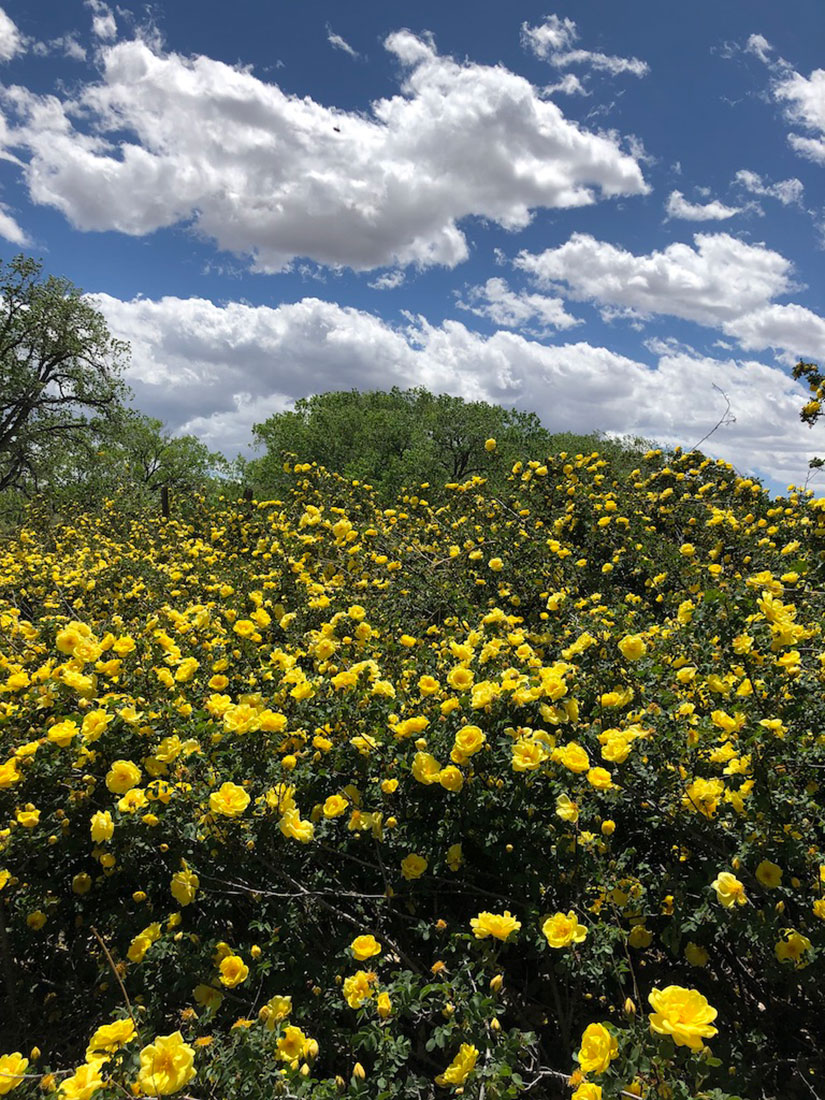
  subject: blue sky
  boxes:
[0,0,824,489]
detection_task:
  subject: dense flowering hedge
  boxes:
[0,445,823,1100]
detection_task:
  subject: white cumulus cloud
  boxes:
[0,32,647,273]
[0,7,24,61]
[734,169,804,206]
[514,231,825,360]
[0,200,28,244]
[665,190,742,221]
[88,291,817,488]
[455,276,581,334]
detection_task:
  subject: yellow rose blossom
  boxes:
[470,910,521,941]
[554,742,590,773]
[755,860,783,888]
[438,765,464,792]
[85,1017,136,1064]
[571,1084,602,1100]
[618,634,646,661]
[555,793,579,822]
[342,970,377,1009]
[542,911,587,948]
[435,1043,478,1087]
[89,811,114,843]
[208,782,250,817]
[775,929,812,967]
[323,794,349,818]
[577,1022,619,1075]
[0,1053,28,1095]
[259,995,292,1028]
[711,871,747,908]
[219,954,249,988]
[350,934,381,961]
[58,1062,104,1100]
[279,808,315,842]
[276,1025,310,1062]
[105,759,142,794]
[648,986,718,1050]
[170,868,199,906]
[137,1031,196,1096]
[401,853,427,880]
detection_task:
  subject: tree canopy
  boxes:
[0,255,130,495]
[249,388,651,502]
[250,388,554,500]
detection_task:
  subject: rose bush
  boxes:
[0,444,823,1098]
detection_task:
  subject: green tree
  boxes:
[0,254,130,495]
[249,388,555,501]
[42,409,228,512]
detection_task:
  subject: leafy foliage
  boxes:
[250,388,559,501]
[0,255,129,496]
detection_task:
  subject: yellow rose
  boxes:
[542,911,587,949]
[438,766,464,792]
[86,1018,136,1064]
[0,1052,28,1095]
[711,871,747,908]
[577,1023,619,1075]
[376,991,392,1018]
[446,843,463,872]
[105,759,142,795]
[571,1084,602,1100]
[193,985,223,1013]
[279,808,314,843]
[350,935,381,961]
[259,995,292,1028]
[470,910,521,941]
[323,794,349,818]
[58,1062,103,1100]
[586,767,613,790]
[170,869,199,907]
[648,986,718,1051]
[401,854,427,880]
[219,954,249,988]
[15,808,39,829]
[555,794,579,822]
[412,752,442,785]
[775,929,812,967]
[618,634,646,661]
[554,742,590,773]
[755,860,783,889]
[137,1031,196,1096]
[209,782,250,817]
[435,1044,478,1087]
[276,1025,309,1062]
[684,942,709,967]
[342,970,377,1009]
[89,811,114,844]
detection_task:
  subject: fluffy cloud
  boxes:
[734,169,804,206]
[773,66,825,164]
[0,7,24,61]
[0,31,647,273]
[455,277,581,334]
[665,190,742,221]
[89,291,816,487]
[0,200,28,244]
[522,14,649,77]
[86,1,117,41]
[514,232,825,359]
